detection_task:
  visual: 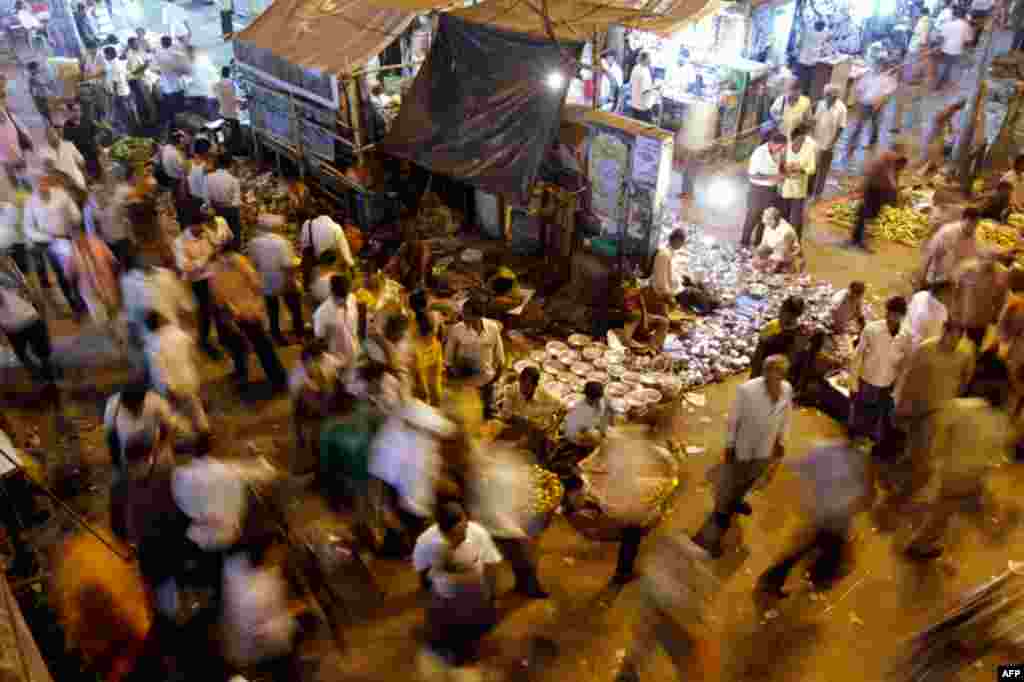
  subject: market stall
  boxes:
[234,0,423,230]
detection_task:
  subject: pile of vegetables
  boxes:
[978,220,1019,249]
[528,465,563,514]
[826,201,930,246]
[109,137,154,164]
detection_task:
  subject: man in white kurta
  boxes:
[692,355,793,557]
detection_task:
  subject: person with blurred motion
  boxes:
[756,439,868,596]
[470,444,549,598]
[409,288,444,406]
[935,7,972,89]
[104,384,183,488]
[953,257,1009,348]
[209,251,288,392]
[66,220,119,324]
[905,384,1015,560]
[154,35,189,133]
[811,84,847,196]
[741,133,785,248]
[0,75,32,175]
[692,354,793,558]
[185,136,211,228]
[849,296,908,442]
[314,273,360,369]
[888,319,976,500]
[445,298,505,417]
[174,217,224,358]
[850,149,907,251]
[124,36,152,126]
[247,214,303,345]
[87,165,137,268]
[924,208,981,285]
[23,169,86,315]
[614,532,720,682]
[846,59,898,156]
[299,212,355,291]
[39,125,87,194]
[0,276,57,384]
[289,339,342,454]
[214,66,240,151]
[143,311,211,450]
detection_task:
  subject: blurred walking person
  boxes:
[849,149,907,251]
[811,84,847,197]
[756,440,868,597]
[143,310,211,450]
[614,533,720,682]
[22,170,86,314]
[692,355,792,558]
[247,214,303,344]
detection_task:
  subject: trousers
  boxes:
[5,319,56,383]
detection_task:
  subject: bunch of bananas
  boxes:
[1008,213,1024,231]
[870,206,931,246]
[529,465,564,514]
[826,201,861,230]
[978,220,1019,249]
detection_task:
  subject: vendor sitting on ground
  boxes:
[500,366,562,453]
[828,280,867,356]
[386,229,432,291]
[652,228,718,315]
[753,207,802,273]
[546,381,610,475]
[356,265,405,337]
[485,266,527,316]
[750,295,808,380]
[979,181,1015,223]
[617,280,670,353]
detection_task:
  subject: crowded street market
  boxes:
[3,0,1024,679]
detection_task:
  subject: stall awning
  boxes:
[450,0,720,39]
[237,0,417,76]
[379,13,581,202]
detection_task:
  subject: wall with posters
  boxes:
[47,0,83,60]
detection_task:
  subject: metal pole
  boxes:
[955,19,996,193]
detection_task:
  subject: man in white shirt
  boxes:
[849,296,908,441]
[313,273,360,367]
[797,20,828,94]
[0,285,56,383]
[15,1,41,30]
[741,133,786,247]
[628,52,659,123]
[207,154,242,250]
[155,35,189,133]
[157,131,186,191]
[89,174,137,266]
[936,8,972,89]
[104,386,184,475]
[599,51,623,111]
[692,354,793,558]
[174,219,223,356]
[22,172,85,314]
[770,78,811,139]
[412,501,503,596]
[811,84,847,196]
[121,264,195,356]
[143,310,210,446]
[124,37,152,126]
[901,283,951,356]
[161,0,191,45]
[247,214,303,344]
[213,67,240,151]
[38,127,87,192]
[562,381,610,447]
[444,298,505,412]
[923,208,980,285]
[101,46,136,134]
[300,214,355,289]
[846,60,898,154]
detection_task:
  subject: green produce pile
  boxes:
[826,201,931,246]
[109,137,154,164]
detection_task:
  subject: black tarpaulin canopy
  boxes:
[378,13,582,203]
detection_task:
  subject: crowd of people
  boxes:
[1,4,1024,682]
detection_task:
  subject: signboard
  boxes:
[247,82,292,144]
[299,119,335,162]
[46,0,83,60]
[234,40,341,110]
[631,136,662,188]
[588,131,629,229]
